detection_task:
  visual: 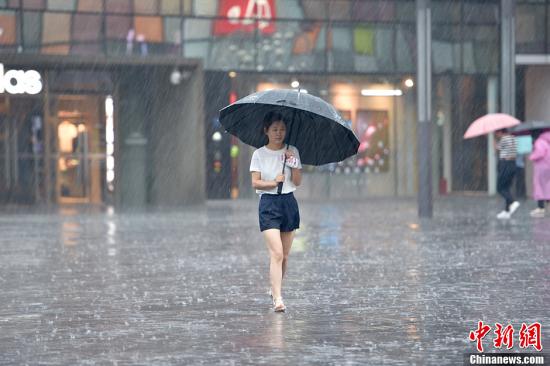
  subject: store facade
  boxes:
[0,54,204,207]
[1,0,546,205]
[198,0,502,199]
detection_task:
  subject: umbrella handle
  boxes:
[277,144,289,195]
[276,181,284,195]
[278,109,295,195]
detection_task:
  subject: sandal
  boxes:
[273,297,286,312]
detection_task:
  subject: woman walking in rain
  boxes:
[495,129,520,219]
[529,130,550,217]
[249,111,302,312]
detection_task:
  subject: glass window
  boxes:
[184,18,211,40]
[463,25,499,43]
[73,14,101,41]
[193,0,217,16]
[48,0,76,11]
[184,40,210,64]
[134,0,158,14]
[354,26,376,55]
[134,16,163,43]
[432,25,460,73]
[463,2,499,25]
[71,43,101,55]
[42,12,70,54]
[106,0,131,14]
[256,21,326,72]
[395,1,415,22]
[164,17,182,45]
[461,25,499,73]
[22,11,42,49]
[182,0,192,15]
[183,18,213,65]
[329,23,395,73]
[471,41,499,74]
[301,0,327,20]
[516,4,546,53]
[276,0,304,19]
[328,1,351,21]
[395,24,415,72]
[352,1,396,22]
[208,37,257,70]
[22,0,46,10]
[77,0,103,12]
[431,1,461,25]
[106,15,132,40]
[0,10,17,45]
[328,25,354,72]
[160,0,180,15]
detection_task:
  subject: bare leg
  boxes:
[263,229,284,299]
[280,230,295,280]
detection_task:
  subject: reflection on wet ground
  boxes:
[0,197,548,364]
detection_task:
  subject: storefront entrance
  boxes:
[0,65,113,205]
[1,55,205,207]
[54,94,105,204]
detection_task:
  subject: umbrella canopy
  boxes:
[463,113,521,139]
[509,120,550,135]
[219,89,359,165]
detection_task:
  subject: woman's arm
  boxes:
[251,171,281,190]
[290,168,302,186]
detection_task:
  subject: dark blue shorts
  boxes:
[258,193,300,232]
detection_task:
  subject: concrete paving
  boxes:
[0,196,548,365]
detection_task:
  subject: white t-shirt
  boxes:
[250,145,302,195]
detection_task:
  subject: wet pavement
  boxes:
[0,196,548,365]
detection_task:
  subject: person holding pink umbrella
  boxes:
[529,130,550,218]
[495,129,520,219]
[464,114,521,219]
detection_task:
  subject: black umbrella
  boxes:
[219,89,359,194]
[219,89,359,165]
[510,120,550,135]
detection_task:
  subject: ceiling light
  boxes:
[291,80,300,88]
[361,89,403,97]
[170,68,181,85]
[212,132,222,142]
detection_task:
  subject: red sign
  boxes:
[493,323,515,349]
[519,322,542,351]
[213,0,276,36]
[469,321,492,352]
[469,321,543,352]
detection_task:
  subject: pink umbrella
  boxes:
[463,113,520,139]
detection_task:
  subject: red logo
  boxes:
[469,321,492,352]
[213,0,276,36]
[519,322,542,351]
[493,323,514,349]
[469,322,543,352]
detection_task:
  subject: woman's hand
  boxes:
[275,174,285,183]
[284,150,300,169]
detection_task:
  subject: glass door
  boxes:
[53,94,105,204]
